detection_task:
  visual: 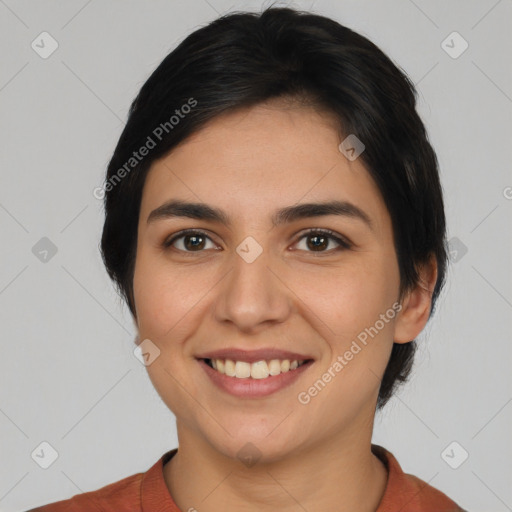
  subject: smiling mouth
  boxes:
[200,357,314,379]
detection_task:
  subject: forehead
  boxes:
[139,103,389,236]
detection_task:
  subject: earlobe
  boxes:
[393,255,438,344]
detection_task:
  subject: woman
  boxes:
[29,6,466,511]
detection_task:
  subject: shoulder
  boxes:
[372,444,467,512]
[24,470,144,512]
[25,449,177,512]
[398,472,466,511]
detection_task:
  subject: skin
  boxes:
[132,99,438,512]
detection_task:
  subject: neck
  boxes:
[163,416,388,511]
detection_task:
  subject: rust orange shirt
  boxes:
[27,444,466,511]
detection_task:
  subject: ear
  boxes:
[393,254,438,344]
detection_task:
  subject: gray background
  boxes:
[1,0,511,510]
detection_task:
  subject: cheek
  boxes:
[290,255,397,343]
[133,253,208,412]
[301,268,397,410]
[133,248,214,341]
[133,246,175,332]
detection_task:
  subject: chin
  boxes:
[204,424,302,466]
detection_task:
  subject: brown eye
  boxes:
[163,230,216,252]
[163,228,351,255]
[295,229,351,253]
[306,233,329,251]
[182,233,206,251]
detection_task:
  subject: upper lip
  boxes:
[195,348,315,364]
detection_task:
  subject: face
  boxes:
[133,100,404,463]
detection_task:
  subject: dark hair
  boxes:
[100,6,448,410]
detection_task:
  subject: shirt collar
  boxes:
[141,448,179,511]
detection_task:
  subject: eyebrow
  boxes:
[147,199,374,231]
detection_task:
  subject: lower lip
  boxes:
[198,359,314,398]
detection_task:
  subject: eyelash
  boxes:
[162,228,352,256]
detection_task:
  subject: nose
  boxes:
[213,240,292,334]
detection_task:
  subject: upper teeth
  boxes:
[209,359,306,379]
